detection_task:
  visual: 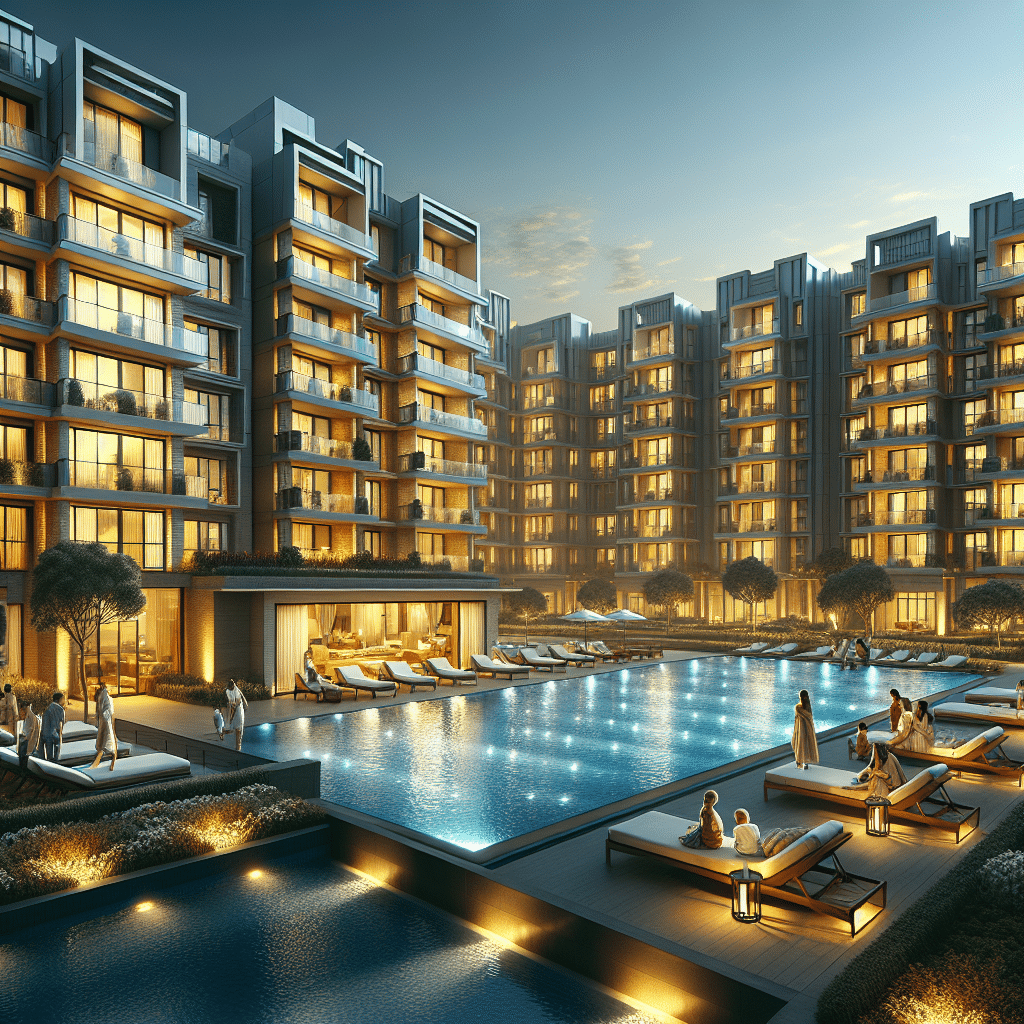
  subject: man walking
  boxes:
[39,692,66,762]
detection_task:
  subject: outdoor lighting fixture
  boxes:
[866,796,891,837]
[730,864,762,923]
[249,869,263,879]
[136,901,154,913]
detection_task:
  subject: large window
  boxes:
[83,100,143,165]
[422,236,456,270]
[185,320,235,377]
[72,193,164,249]
[184,245,231,304]
[184,388,230,441]
[70,428,164,492]
[184,520,224,556]
[69,349,165,415]
[288,522,331,555]
[69,271,164,333]
[0,504,26,567]
[185,455,228,504]
[896,592,935,627]
[71,506,164,569]
[0,91,27,129]
[297,181,343,221]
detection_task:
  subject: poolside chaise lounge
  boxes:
[606,814,885,936]
[334,665,398,699]
[866,724,1023,785]
[910,651,940,665]
[878,650,912,663]
[963,686,1021,705]
[1,720,98,745]
[425,657,477,685]
[382,661,437,692]
[764,642,800,656]
[515,648,567,673]
[935,703,1024,729]
[764,762,980,843]
[933,654,969,669]
[791,646,834,661]
[49,737,133,767]
[587,641,631,662]
[26,751,192,791]
[292,672,343,703]
[734,641,769,654]
[473,653,531,679]
[549,644,596,666]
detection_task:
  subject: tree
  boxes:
[951,581,1024,649]
[643,569,694,628]
[576,578,617,613]
[503,587,548,644]
[810,547,853,579]
[31,542,146,724]
[722,557,778,628]
[816,561,894,638]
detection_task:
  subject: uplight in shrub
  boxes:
[137,901,154,912]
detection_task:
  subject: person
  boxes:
[889,697,915,748]
[304,650,331,689]
[39,692,65,763]
[854,637,870,663]
[907,699,935,753]
[1017,679,1024,712]
[680,789,724,849]
[848,721,871,761]
[732,808,761,856]
[224,679,248,751]
[849,743,900,800]
[213,707,225,741]
[0,682,17,738]
[888,689,903,732]
[792,689,819,769]
[89,680,118,770]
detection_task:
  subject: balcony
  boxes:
[398,402,487,438]
[590,365,619,381]
[398,453,486,480]
[61,298,207,358]
[522,428,557,444]
[719,519,777,534]
[73,128,181,202]
[723,360,776,382]
[293,202,376,255]
[275,370,379,415]
[977,262,1024,287]
[857,509,936,527]
[854,376,938,405]
[884,554,931,569]
[633,488,674,504]
[979,313,1024,337]
[404,503,480,526]
[0,459,53,488]
[0,208,53,246]
[723,403,776,420]
[851,421,937,446]
[285,256,377,308]
[867,283,936,313]
[857,465,936,486]
[590,399,616,413]
[0,372,54,406]
[631,342,674,363]
[0,41,35,80]
[274,431,357,461]
[0,292,55,329]
[524,498,553,509]
[276,314,378,364]
[67,461,205,498]
[0,121,51,163]
[398,304,486,351]
[59,216,207,285]
[721,442,777,458]
[277,488,373,516]
[622,451,679,470]
[186,128,229,167]
[398,254,479,297]
[965,408,1024,436]
[719,480,777,496]
[60,378,206,429]
[626,380,675,399]
[625,415,674,433]
[977,359,1024,382]
[729,319,779,343]
[858,331,945,358]
[396,352,485,392]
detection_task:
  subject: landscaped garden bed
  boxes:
[146,673,270,706]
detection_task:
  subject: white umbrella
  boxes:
[605,608,647,647]
[560,609,610,647]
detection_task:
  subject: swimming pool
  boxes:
[244,657,979,856]
[6,856,662,1024]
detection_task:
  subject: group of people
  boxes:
[20,681,120,769]
[679,789,761,855]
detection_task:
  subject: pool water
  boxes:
[6,856,660,1024]
[244,657,978,854]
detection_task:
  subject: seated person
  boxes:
[680,789,723,849]
[732,808,761,856]
[854,637,870,662]
[303,650,341,692]
[847,742,907,798]
[848,721,871,761]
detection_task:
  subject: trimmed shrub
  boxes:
[150,676,269,706]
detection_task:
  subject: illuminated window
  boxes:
[71,506,164,569]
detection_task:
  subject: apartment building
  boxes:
[0,13,502,691]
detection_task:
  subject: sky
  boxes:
[29,0,1024,330]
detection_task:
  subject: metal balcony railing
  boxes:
[590,365,619,381]
[0,208,54,244]
[625,415,672,432]
[0,41,35,80]
[62,298,207,356]
[978,262,1024,286]
[869,283,935,312]
[73,128,181,201]
[865,509,936,526]
[396,352,485,390]
[965,408,1024,435]
[729,319,779,343]
[724,403,776,420]
[885,554,929,568]
[1,121,51,161]
[398,303,486,349]
[398,402,487,436]
[861,465,936,484]
[524,498,553,509]
[722,442,777,458]
[274,431,355,460]
[60,216,207,283]
[721,519,777,534]
[0,291,56,327]
[725,360,776,381]
[404,503,480,526]
[277,488,372,515]
[977,360,1024,381]
[631,341,674,362]
[61,378,206,426]
[275,370,379,414]
[522,429,557,443]
[285,256,377,306]
[861,330,944,356]
[0,372,54,406]
[398,254,479,296]
[989,503,1024,520]
[293,202,376,253]
[399,453,486,479]
[719,480,776,496]
[0,459,53,487]
[627,380,674,398]
[276,314,378,362]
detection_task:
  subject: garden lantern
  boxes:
[730,863,762,924]
[866,796,890,837]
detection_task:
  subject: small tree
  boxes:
[817,561,894,638]
[576,578,617,614]
[722,557,778,628]
[951,581,1024,649]
[810,547,853,579]
[643,569,694,628]
[30,542,146,724]
[503,587,547,644]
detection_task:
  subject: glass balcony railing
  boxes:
[0,208,54,244]
[67,461,205,497]
[965,408,1024,435]
[869,283,936,312]
[398,254,479,296]
[59,216,207,283]
[885,554,929,568]
[274,431,355,460]
[724,360,776,381]
[723,403,776,420]
[285,256,377,306]
[398,402,487,436]
[72,128,182,202]
[274,370,379,413]
[0,41,35,80]
[0,459,53,487]
[398,303,486,350]
[860,330,944,356]
[721,442,777,458]
[293,202,376,253]
[276,313,378,362]
[627,380,674,398]
[977,360,1024,381]
[978,262,1024,286]
[60,378,207,427]
[186,128,229,167]
[729,319,779,343]
[396,352,485,390]
[404,502,480,526]
[720,519,777,534]
[399,453,486,479]
[0,372,54,406]
[277,488,370,515]
[61,298,207,357]
[719,480,777,496]
[0,120,51,161]
[0,291,56,327]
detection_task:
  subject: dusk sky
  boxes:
[32,0,1024,330]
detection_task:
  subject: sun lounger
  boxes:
[292,672,343,703]
[734,641,769,654]
[334,665,398,699]
[964,686,1020,705]
[382,661,437,691]
[51,737,133,767]
[549,644,596,666]
[878,650,911,663]
[515,647,567,673]
[935,703,1024,729]
[866,724,1023,785]
[27,751,191,791]
[910,651,940,665]
[606,813,885,936]
[791,646,834,661]
[933,654,968,669]
[765,642,800,656]
[55,721,99,742]
[586,641,630,663]
[867,648,888,662]
[425,657,477,685]
[472,654,531,678]
[764,761,980,843]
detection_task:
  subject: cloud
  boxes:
[890,191,927,203]
[816,242,852,257]
[657,256,682,266]
[846,220,871,228]
[607,240,663,294]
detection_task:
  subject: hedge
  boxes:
[148,674,269,706]
[816,799,1024,1024]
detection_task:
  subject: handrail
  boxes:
[729,319,779,342]
[0,207,54,244]
[398,303,486,350]
[286,255,377,306]
[275,370,379,413]
[60,378,207,426]
[399,453,486,479]
[397,402,487,436]
[398,253,479,296]
[396,352,485,389]
[61,297,207,356]
[293,202,376,253]
[72,128,182,201]
[276,313,378,362]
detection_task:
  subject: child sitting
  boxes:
[680,789,723,849]
[213,707,224,741]
[732,808,761,856]
[848,721,870,761]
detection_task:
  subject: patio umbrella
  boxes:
[605,608,647,647]
[560,609,610,647]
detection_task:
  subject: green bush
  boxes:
[150,677,269,706]
[183,548,483,576]
[1,674,58,715]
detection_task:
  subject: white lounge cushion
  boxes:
[765,760,944,806]
[62,721,98,742]
[888,764,948,804]
[55,737,132,767]
[472,654,529,674]
[937,655,968,668]
[0,745,19,768]
[867,725,1002,758]
[736,642,768,653]
[427,657,476,679]
[336,667,395,691]
[914,652,940,664]
[792,646,833,659]
[935,703,1024,723]
[966,686,1020,703]
[28,751,190,789]
[766,643,799,654]
[0,726,13,746]
[384,661,430,684]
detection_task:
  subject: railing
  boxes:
[0,41,35,80]
[968,503,1024,522]
[522,429,557,443]
[186,128,229,166]
[275,370,379,413]
[524,498,553,509]
[869,283,935,311]
[729,319,779,342]
[626,380,674,397]
[965,407,1024,435]
[276,314,378,362]
[74,128,181,201]
[0,292,56,327]
[632,342,674,362]
[860,466,936,484]
[995,550,1024,567]
[523,530,555,543]
[854,421,936,443]
[589,399,616,413]
[404,503,480,526]
[724,403,775,419]
[885,554,929,568]
[722,442,777,457]
[60,216,207,283]
[0,372,54,405]
[590,365,618,381]
[856,375,938,401]
[521,463,554,477]
[398,402,487,436]
[274,431,354,460]
[977,360,1024,381]
[719,480,776,495]
[0,208,53,244]
[625,415,672,432]
[623,452,677,469]
[861,330,944,355]
[68,461,200,496]
[721,519,777,534]
[865,509,936,526]
[277,488,369,515]
[589,464,616,479]
[398,254,479,296]
[0,459,53,487]
[293,202,376,253]
[396,352,485,390]
[62,298,207,356]
[60,378,207,426]
[286,256,377,306]
[978,262,1024,286]
[726,360,776,381]
[1,121,51,161]
[398,453,486,479]
[398,303,486,349]
[520,393,558,410]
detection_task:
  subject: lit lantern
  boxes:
[866,796,891,837]
[730,864,762,924]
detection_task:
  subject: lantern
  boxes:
[730,863,762,924]
[866,796,891,837]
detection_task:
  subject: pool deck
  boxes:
[64,650,1024,1023]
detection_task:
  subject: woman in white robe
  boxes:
[89,681,117,770]
[792,689,819,769]
[889,697,915,749]
[907,700,935,752]
[225,679,248,751]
